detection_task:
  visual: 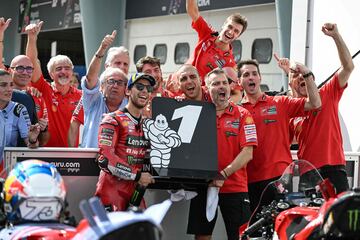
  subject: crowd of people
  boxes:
[0,0,354,238]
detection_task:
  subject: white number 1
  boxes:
[171,105,202,143]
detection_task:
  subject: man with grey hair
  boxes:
[81,67,128,148]
[26,21,82,147]
[68,30,129,147]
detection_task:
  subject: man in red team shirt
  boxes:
[26,21,82,147]
[186,0,247,83]
[187,68,257,240]
[277,23,354,194]
[175,64,211,102]
[238,59,321,212]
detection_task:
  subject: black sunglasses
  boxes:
[133,83,154,92]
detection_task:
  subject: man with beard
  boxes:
[96,73,156,211]
[187,69,257,240]
[175,64,211,101]
[136,56,173,117]
[26,21,82,147]
[186,0,247,83]
[276,23,354,194]
[238,59,321,212]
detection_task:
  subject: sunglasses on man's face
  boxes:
[133,83,154,93]
[10,65,34,74]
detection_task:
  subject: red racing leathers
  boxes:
[95,110,150,211]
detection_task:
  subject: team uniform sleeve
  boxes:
[71,98,84,125]
[238,108,258,148]
[280,96,307,118]
[97,114,141,181]
[30,75,52,100]
[17,105,31,139]
[192,16,215,40]
[321,73,346,102]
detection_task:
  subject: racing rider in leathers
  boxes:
[95,73,156,211]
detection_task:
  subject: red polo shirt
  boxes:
[241,94,306,183]
[187,16,236,83]
[292,73,346,168]
[71,98,84,125]
[217,102,258,193]
[31,75,82,147]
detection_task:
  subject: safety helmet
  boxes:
[3,159,66,223]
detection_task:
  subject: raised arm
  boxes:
[186,0,200,22]
[0,17,11,70]
[86,30,117,90]
[292,62,321,110]
[322,23,354,88]
[25,21,43,83]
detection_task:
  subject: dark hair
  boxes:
[204,68,226,87]
[237,59,261,77]
[226,13,248,34]
[0,69,10,77]
[135,56,161,72]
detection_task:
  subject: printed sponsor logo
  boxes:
[101,128,114,134]
[126,135,149,148]
[244,124,257,142]
[260,105,277,116]
[348,209,360,231]
[128,156,144,164]
[263,119,277,124]
[245,116,254,124]
[225,131,237,137]
[100,134,113,140]
[50,161,81,173]
[116,163,132,173]
[99,139,112,146]
[225,120,239,129]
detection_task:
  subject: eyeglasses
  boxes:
[133,83,154,92]
[10,66,34,74]
[107,78,127,86]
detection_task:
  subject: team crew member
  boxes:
[68,98,84,147]
[136,56,173,117]
[26,21,82,147]
[0,18,49,146]
[0,70,39,168]
[238,59,321,211]
[185,0,247,83]
[277,23,354,194]
[96,73,156,211]
[175,64,211,101]
[187,69,257,240]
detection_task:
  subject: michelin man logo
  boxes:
[143,114,182,168]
